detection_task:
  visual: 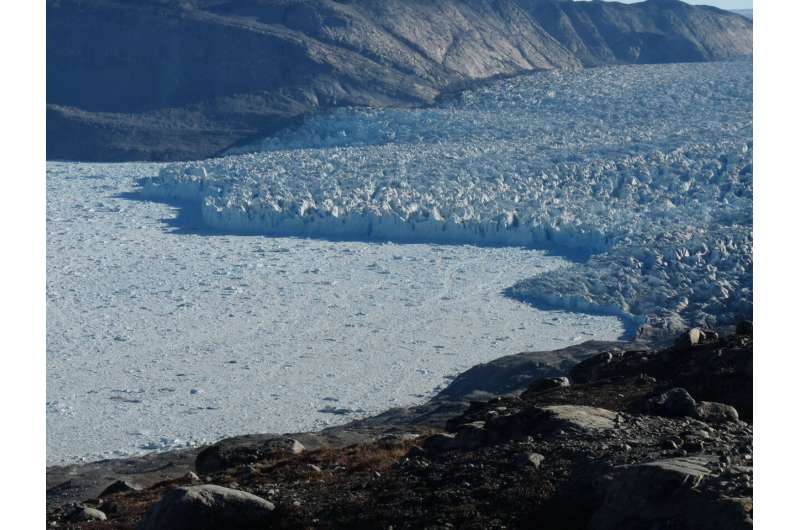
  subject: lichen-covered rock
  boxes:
[536,405,619,432]
[695,401,740,423]
[520,452,546,469]
[590,457,752,530]
[66,506,107,522]
[100,479,140,497]
[138,485,275,530]
[647,388,698,418]
[195,436,305,475]
[675,327,706,350]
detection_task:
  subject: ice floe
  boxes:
[47,162,624,465]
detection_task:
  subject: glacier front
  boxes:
[143,60,753,335]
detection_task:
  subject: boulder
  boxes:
[569,349,652,384]
[196,436,305,475]
[675,328,705,350]
[518,452,546,469]
[66,506,107,522]
[569,351,616,384]
[138,485,275,530]
[590,456,751,530]
[695,401,739,423]
[526,376,570,394]
[535,405,619,432]
[100,479,141,497]
[490,405,619,438]
[647,388,697,418]
[422,425,490,452]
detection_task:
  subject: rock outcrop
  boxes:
[138,485,275,530]
[47,0,752,161]
[195,436,305,475]
[590,457,753,530]
[46,327,753,529]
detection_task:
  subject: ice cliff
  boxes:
[141,60,753,336]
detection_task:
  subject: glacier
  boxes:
[142,60,753,335]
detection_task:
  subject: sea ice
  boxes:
[47,162,624,465]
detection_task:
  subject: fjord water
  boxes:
[47,162,624,464]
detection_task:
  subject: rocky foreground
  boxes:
[47,323,753,529]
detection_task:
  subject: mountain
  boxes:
[47,0,753,161]
[731,9,753,19]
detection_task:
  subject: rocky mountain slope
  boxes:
[47,0,752,161]
[47,324,753,529]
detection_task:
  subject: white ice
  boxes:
[46,162,624,465]
[148,60,752,334]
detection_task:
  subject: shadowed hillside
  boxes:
[47,0,752,161]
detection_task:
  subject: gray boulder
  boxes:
[695,401,740,423]
[138,485,275,530]
[590,456,752,530]
[100,479,141,497]
[675,328,705,350]
[647,388,697,418]
[526,376,571,394]
[518,452,546,469]
[66,506,107,522]
[196,436,305,475]
[422,424,490,452]
[536,405,619,432]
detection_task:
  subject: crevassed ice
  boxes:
[142,60,753,335]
